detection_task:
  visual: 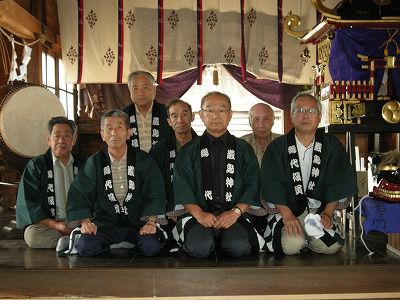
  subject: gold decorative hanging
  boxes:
[379,30,400,69]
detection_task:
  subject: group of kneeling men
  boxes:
[16,70,358,258]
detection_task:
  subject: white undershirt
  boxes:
[295,135,321,209]
[52,153,74,219]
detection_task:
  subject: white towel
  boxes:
[304,213,335,239]
[56,227,81,255]
[110,241,135,249]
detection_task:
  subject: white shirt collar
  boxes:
[51,152,74,166]
[108,148,127,163]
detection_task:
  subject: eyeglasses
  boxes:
[293,107,318,115]
[201,108,230,116]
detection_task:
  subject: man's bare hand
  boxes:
[320,212,333,229]
[214,210,239,229]
[195,211,217,228]
[54,221,73,236]
[80,219,97,235]
[139,224,157,235]
[282,214,303,237]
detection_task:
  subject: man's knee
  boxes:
[76,235,106,257]
[24,229,42,248]
[308,238,342,254]
[185,238,215,258]
[184,225,215,258]
[138,235,161,256]
[221,224,251,257]
[222,238,251,257]
[24,225,60,248]
[281,235,305,255]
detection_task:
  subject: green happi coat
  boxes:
[173,134,261,211]
[123,101,171,144]
[67,149,165,228]
[149,130,198,213]
[16,150,80,229]
[261,130,358,213]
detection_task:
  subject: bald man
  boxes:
[241,103,281,166]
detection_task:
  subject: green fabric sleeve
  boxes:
[66,156,98,223]
[136,151,166,218]
[16,156,49,228]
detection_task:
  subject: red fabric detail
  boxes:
[157,0,164,85]
[328,20,400,29]
[369,85,374,93]
[277,0,283,82]
[349,84,357,94]
[314,75,324,86]
[77,0,84,84]
[362,85,368,93]
[240,0,247,82]
[356,84,361,94]
[117,0,124,83]
[197,0,203,85]
[335,84,345,94]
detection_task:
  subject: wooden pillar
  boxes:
[283,110,293,134]
[27,42,42,85]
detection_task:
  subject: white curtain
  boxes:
[57,0,316,84]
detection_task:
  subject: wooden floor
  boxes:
[1,207,400,299]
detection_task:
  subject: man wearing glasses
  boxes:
[172,91,264,258]
[261,93,357,255]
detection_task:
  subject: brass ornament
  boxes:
[380,165,399,171]
[283,12,309,38]
[385,56,396,68]
[382,100,400,124]
[329,101,365,124]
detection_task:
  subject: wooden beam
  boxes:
[0,0,56,44]
[2,265,400,297]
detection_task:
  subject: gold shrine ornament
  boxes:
[382,100,400,124]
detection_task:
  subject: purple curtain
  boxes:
[81,68,199,118]
[156,67,200,104]
[82,65,300,117]
[223,64,302,111]
[329,28,400,97]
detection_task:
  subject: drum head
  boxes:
[0,86,66,158]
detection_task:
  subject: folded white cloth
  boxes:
[56,235,69,252]
[110,241,135,249]
[304,213,335,239]
[56,227,81,255]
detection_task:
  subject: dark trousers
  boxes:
[76,225,160,257]
[183,220,251,258]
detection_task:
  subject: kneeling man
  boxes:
[67,109,165,256]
